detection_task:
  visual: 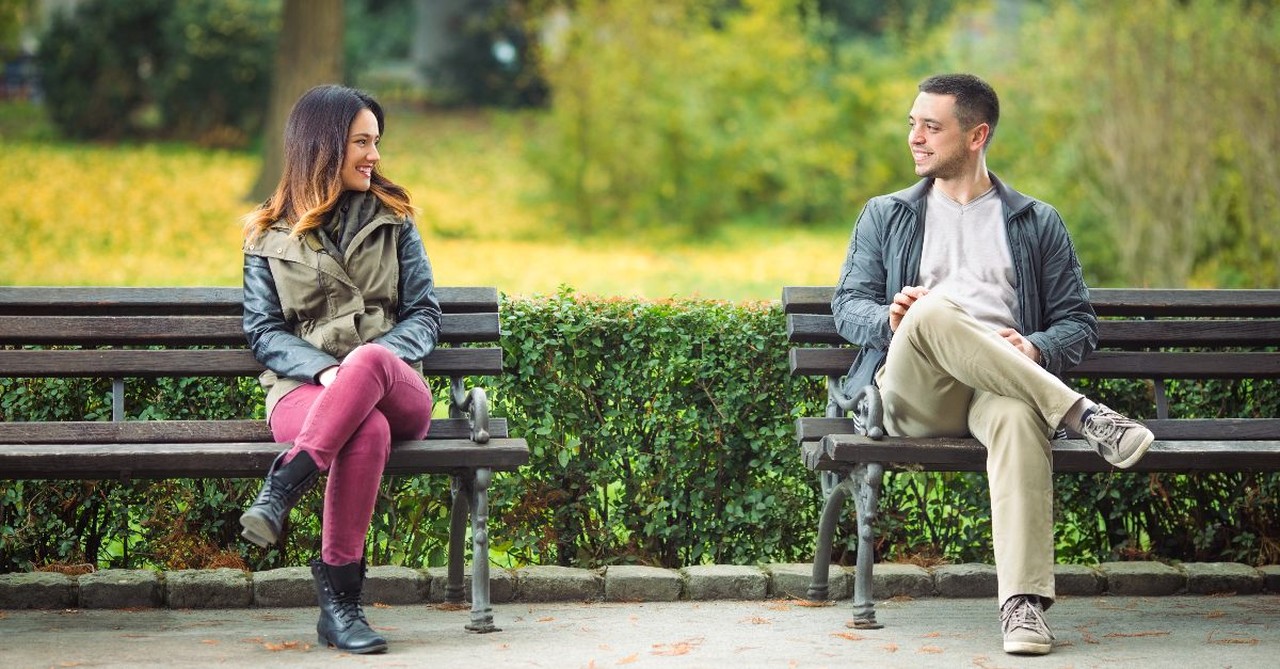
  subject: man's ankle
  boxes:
[1062,398,1096,433]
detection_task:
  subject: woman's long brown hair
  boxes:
[243,85,414,242]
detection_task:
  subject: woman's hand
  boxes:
[317,365,339,387]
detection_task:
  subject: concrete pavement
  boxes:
[3,562,1280,667]
[1,595,1278,668]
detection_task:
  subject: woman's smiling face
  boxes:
[341,108,380,192]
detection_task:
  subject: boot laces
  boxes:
[332,590,368,626]
[255,478,291,512]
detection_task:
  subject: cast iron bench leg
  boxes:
[849,462,884,629]
[465,467,499,633]
[809,469,856,601]
[446,475,470,603]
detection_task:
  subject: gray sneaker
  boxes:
[1001,595,1054,655]
[1080,404,1154,469]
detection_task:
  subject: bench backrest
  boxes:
[784,287,1280,427]
[0,286,523,479]
[0,285,506,437]
[0,286,501,379]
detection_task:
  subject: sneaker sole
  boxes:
[1110,431,1155,469]
[1004,640,1052,655]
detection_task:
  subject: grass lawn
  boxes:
[0,103,852,301]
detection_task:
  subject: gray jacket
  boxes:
[831,174,1097,395]
[242,197,441,417]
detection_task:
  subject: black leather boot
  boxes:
[311,559,388,654]
[239,451,319,547]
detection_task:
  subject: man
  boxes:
[831,73,1154,656]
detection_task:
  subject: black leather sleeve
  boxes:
[242,254,339,382]
[371,221,442,363]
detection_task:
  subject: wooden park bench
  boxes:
[784,286,1280,628]
[0,286,528,632]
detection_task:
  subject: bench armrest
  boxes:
[449,377,491,443]
[828,379,885,440]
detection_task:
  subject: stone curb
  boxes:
[2,562,1277,610]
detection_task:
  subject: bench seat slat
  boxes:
[0,418,508,444]
[796,417,1280,443]
[0,313,501,346]
[0,439,530,480]
[809,436,1280,473]
[0,347,504,377]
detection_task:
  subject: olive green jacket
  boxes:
[242,193,442,417]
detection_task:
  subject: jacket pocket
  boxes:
[321,311,364,359]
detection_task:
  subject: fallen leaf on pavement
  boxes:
[263,640,311,652]
[1103,630,1169,638]
[1207,631,1259,645]
[652,637,704,656]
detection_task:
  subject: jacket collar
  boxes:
[890,172,1035,219]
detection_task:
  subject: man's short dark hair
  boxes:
[919,73,1000,147]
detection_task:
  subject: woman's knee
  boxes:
[343,343,399,370]
[346,410,393,462]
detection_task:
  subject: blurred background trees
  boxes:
[6,0,1280,288]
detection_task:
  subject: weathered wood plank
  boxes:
[787,313,1280,348]
[0,286,501,316]
[0,312,500,345]
[783,286,1280,318]
[0,439,531,480]
[789,348,1280,379]
[810,436,1280,473]
[797,417,1280,444]
[0,347,504,377]
[0,418,509,444]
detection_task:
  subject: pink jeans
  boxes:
[270,343,433,564]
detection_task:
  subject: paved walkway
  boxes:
[2,595,1277,668]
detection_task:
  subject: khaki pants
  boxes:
[876,292,1082,606]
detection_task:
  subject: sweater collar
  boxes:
[891,172,1035,219]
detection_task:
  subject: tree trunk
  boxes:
[248,0,344,202]
[412,0,473,93]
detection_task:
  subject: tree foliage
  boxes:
[35,0,278,146]
[530,0,1280,287]
[1018,0,1280,288]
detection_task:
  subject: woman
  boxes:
[239,84,441,655]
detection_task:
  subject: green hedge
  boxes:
[487,291,825,567]
[2,294,1277,572]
